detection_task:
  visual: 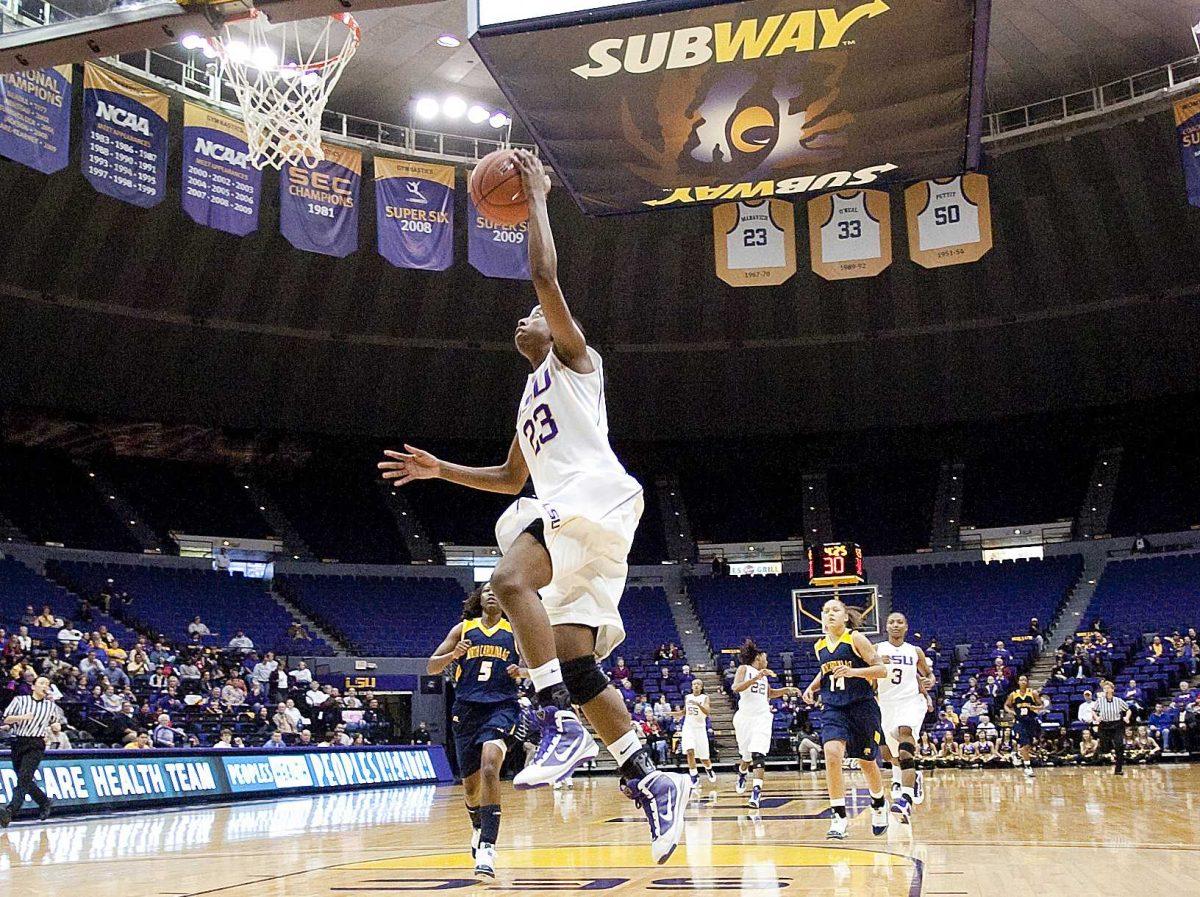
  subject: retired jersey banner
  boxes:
[81,64,168,207]
[468,196,531,280]
[470,0,988,215]
[1174,93,1200,209]
[181,103,261,237]
[0,65,72,174]
[904,173,992,269]
[280,143,361,257]
[375,157,455,271]
[712,199,796,287]
[808,189,891,280]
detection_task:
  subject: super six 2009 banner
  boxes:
[471,0,989,215]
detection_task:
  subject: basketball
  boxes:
[469,149,549,227]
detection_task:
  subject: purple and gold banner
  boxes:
[280,143,361,257]
[181,103,261,237]
[81,63,168,208]
[375,157,455,271]
[1174,93,1200,209]
[0,65,72,174]
[468,196,530,280]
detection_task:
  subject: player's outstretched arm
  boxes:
[380,435,528,495]
[428,623,469,675]
[511,149,591,374]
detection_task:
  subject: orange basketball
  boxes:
[469,149,549,227]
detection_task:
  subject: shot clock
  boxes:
[808,542,864,587]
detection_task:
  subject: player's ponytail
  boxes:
[462,586,484,620]
[844,605,866,631]
[738,638,763,666]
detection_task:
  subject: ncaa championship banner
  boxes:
[1174,93,1200,209]
[280,142,361,257]
[468,196,531,280]
[904,173,992,268]
[375,157,455,271]
[712,198,796,287]
[181,103,262,237]
[81,63,169,208]
[807,188,891,280]
[0,65,72,174]
[471,0,988,215]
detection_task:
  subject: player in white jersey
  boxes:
[379,150,690,865]
[726,200,787,269]
[732,639,799,810]
[916,176,982,251]
[875,612,933,823]
[676,678,716,788]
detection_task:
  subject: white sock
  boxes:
[891,765,903,785]
[868,788,885,801]
[607,729,643,766]
[901,786,915,800]
[528,658,563,693]
[752,778,763,789]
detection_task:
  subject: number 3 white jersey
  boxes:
[876,641,922,704]
[516,346,641,524]
[819,191,882,263]
[916,176,981,251]
[725,200,787,270]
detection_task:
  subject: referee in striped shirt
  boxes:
[1,676,56,826]
[1092,680,1132,776]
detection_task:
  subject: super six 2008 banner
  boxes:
[470,0,989,215]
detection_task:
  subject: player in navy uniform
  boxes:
[802,598,890,840]
[428,584,523,879]
[1004,675,1044,778]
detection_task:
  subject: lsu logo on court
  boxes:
[95,100,151,136]
[193,138,251,170]
[643,163,899,207]
[572,0,889,80]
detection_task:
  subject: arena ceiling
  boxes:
[329,1,1200,125]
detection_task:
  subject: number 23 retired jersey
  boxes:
[725,200,787,270]
[455,618,518,704]
[517,346,641,524]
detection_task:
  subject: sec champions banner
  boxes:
[904,173,992,269]
[1174,93,1200,209]
[375,157,455,270]
[280,143,361,257]
[0,65,72,174]
[712,199,796,287]
[468,196,531,279]
[471,0,988,215]
[81,63,169,208]
[807,189,891,280]
[181,103,262,237]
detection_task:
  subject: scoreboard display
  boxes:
[808,542,864,587]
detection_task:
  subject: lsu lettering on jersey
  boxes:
[725,200,787,270]
[516,346,641,525]
[876,641,921,704]
[915,176,981,251]
[819,191,882,263]
[455,617,519,705]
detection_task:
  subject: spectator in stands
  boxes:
[56,621,82,651]
[263,730,287,749]
[210,729,234,749]
[34,606,60,628]
[123,731,152,750]
[616,677,636,705]
[287,623,312,642]
[125,647,151,682]
[724,658,738,682]
[611,656,631,683]
[342,687,363,710]
[214,548,232,574]
[644,721,668,765]
[655,644,670,661]
[1029,618,1043,654]
[976,714,998,742]
[221,678,247,708]
[990,656,1013,685]
[1123,679,1144,719]
[792,718,822,771]
[250,652,278,691]
[152,714,186,748]
[187,616,212,638]
[631,694,650,721]
[961,694,987,727]
[104,658,130,690]
[931,711,955,740]
[283,698,307,730]
[297,729,314,746]
[992,640,1012,665]
[44,721,72,751]
[1077,690,1097,726]
[176,656,200,683]
[100,685,124,713]
[1148,636,1166,660]
[227,630,254,652]
[658,666,673,685]
[324,724,352,747]
[410,722,431,745]
[652,694,672,724]
[290,660,313,689]
[273,702,297,734]
[20,605,37,626]
[679,665,695,689]
[711,554,729,576]
[1180,637,1197,676]
[14,626,32,653]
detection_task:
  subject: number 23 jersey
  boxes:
[516,346,641,524]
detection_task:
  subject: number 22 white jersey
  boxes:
[516,346,642,524]
[736,666,771,715]
[876,641,922,704]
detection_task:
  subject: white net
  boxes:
[209,11,360,170]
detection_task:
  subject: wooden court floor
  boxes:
[2,765,1197,896]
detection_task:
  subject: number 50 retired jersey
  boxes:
[455,618,519,704]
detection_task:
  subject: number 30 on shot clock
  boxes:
[808,542,864,587]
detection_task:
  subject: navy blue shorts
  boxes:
[453,699,520,778]
[1015,715,1040,746]
[820,700,884,761]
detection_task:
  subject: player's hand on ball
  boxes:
[379,445,441,485]
[452,639,472,659]
[512,149,550,198]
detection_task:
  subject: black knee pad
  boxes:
[898,740,916,763]
[561,655,609,705]
[751,752,767,768]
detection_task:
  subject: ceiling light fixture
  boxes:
[414,96,439,120]
[467,104,490,125]
[436,34,461,48]
[442,96,467,119]
[489,111,511,129]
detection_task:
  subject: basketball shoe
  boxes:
[513,707,598,789]
[622,770,693,864]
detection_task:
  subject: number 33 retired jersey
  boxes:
[455,618,519,704]
[517,346,641,524]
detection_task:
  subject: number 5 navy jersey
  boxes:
[455,618,519,704]
[815,631,876,708]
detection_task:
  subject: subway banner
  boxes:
[470,0,990,215]
[81,63,168,208]
[0,65,72,174]
[0,746,451,814]
[181,103,262,237]
[280,142,361,257]
[468,196,531,279]
[1174,93,1200,209]
[375,157,456,271]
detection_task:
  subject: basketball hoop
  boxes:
[208,9,360,170]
